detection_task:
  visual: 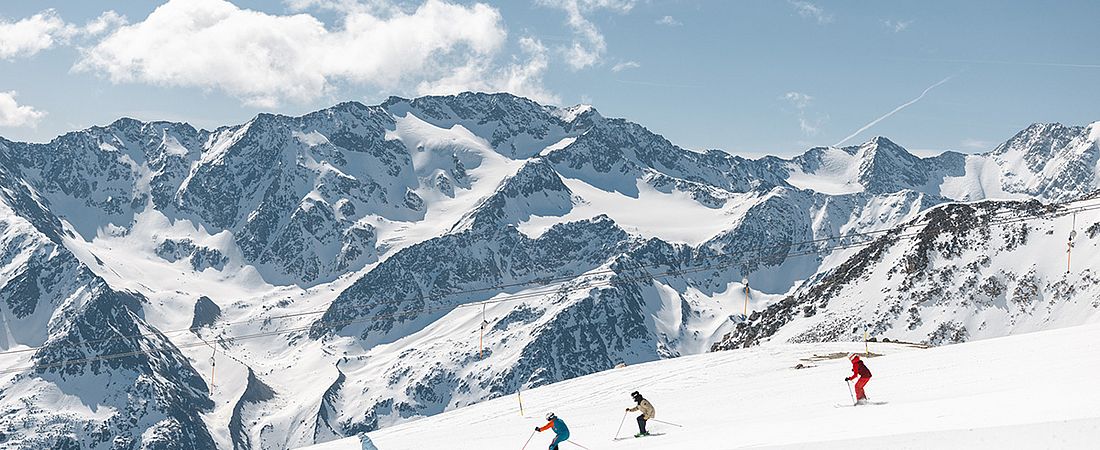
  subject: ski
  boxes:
[835,401,887,408]
[613,432,665,441]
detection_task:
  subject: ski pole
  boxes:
[566,440,592,450]
[520,430,535,450]
[846,380,857,405]
[650,418,683,427]
[614,410,628,439]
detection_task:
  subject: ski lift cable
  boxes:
[0,201,1094,375]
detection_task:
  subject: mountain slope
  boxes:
[307,323,1100,449]
[712,196,1100,350]
[0,146,216,449]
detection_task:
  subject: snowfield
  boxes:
[299,323,1100,449]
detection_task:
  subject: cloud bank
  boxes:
[74,0,512,107]
[416,36,559,104]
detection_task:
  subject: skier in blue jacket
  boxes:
[535,412,570,450]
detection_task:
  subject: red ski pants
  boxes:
[854,377,870,400]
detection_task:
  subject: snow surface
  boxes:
[785,148,865,195]
[939,154,1026,201]
[518,177,741,245]
[762,198,1100,346]
[296,323,1100,449]
[539,136,577,156]
[375,111,527,249]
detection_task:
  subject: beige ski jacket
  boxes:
[627,399,655,420]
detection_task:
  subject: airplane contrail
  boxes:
[834,76,953,147]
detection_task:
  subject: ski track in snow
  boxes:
[299,323,1100,449]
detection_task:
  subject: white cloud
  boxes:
[884,19,912,33]
[611,61,640,72]
[285,0,365,12]
[575,0,636,12]
[788,1,833,24]
[82,11,128,36]
[538,0,635,70]
[0,91,46,128]
[0,10,127,60]
[783,91,813,109]
[0,10,72,59]
[656,15,682,26]
[417,37,560,105]
[782,91,825,136]
[799,117,825,135]
[75,0,509,107]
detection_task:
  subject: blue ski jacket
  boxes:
[538,417,570,439]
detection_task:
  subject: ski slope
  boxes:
[299,324,1100,449]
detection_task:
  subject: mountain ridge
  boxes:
[0,92,1096,449]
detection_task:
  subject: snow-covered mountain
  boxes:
[0,92,1096,449]
[0,146,215,449]
[775,136,966,196]
[712,196,1100,351]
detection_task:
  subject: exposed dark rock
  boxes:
[190,296,222,331]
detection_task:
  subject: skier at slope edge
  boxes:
[535,412,570,450]
[625,391,656,437]
[845,353,873,404]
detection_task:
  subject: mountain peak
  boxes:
[991,121,1086,160]
[1020,121,1071,133]
[109,117,145,129]
[860,136,908,155]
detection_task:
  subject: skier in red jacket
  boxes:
[845,353,872,404]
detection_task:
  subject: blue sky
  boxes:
[0,0,1097,157]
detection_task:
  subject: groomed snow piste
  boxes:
[298,323,1100,449]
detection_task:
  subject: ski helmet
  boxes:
[848,353,860,362]
[546,412,556,421]
[631,391,641,399]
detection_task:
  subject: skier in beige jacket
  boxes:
[625,391,656,437]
